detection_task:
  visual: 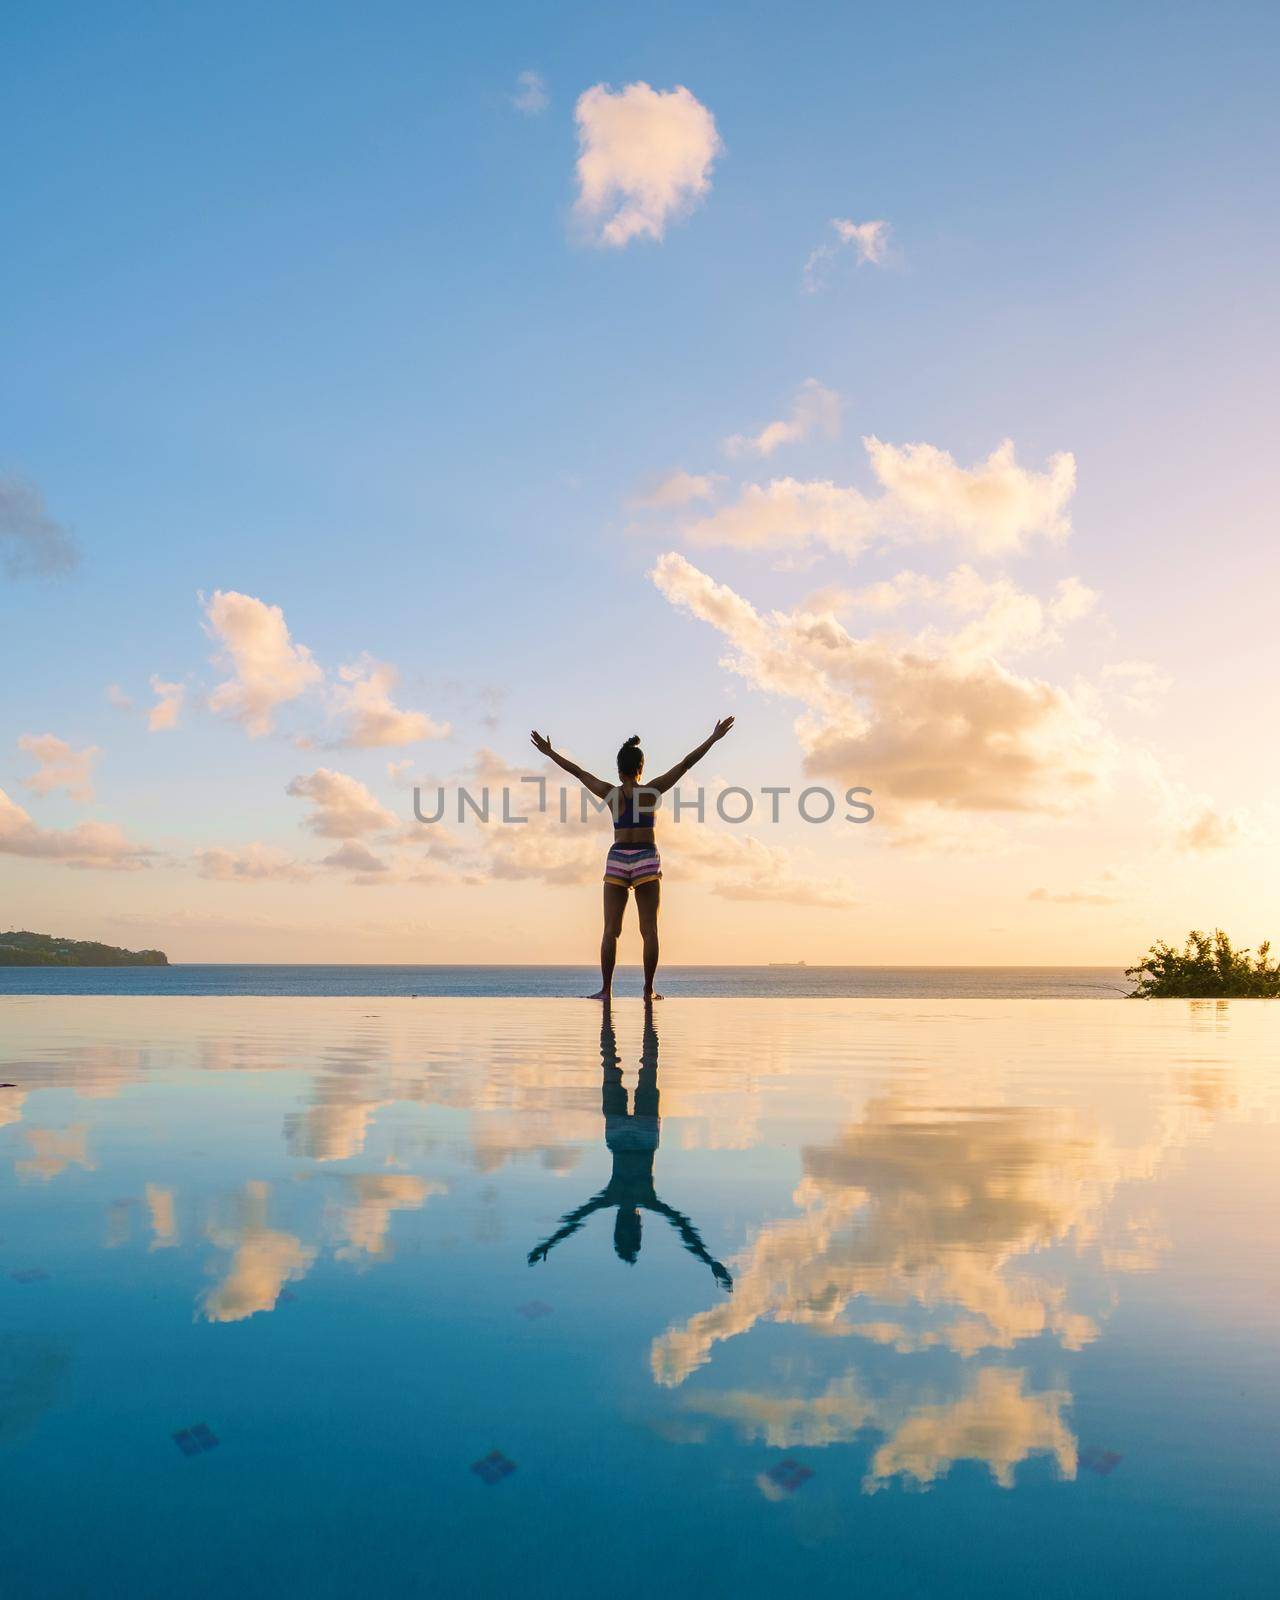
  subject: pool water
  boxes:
[1,997,1277,1597]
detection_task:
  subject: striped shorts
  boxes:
[604,843,662,889]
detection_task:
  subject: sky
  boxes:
[2,0,1278,964]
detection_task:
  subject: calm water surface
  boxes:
[0,997,1276,1597]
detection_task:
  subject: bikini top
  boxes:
[613,786,656,831]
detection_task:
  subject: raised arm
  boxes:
[527,1190,611,1264]
[648,1197,734,1292]
[650,717,735,795]
[529,731,613,800]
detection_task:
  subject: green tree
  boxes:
[1127,929,1279,998]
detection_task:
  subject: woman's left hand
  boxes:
[712,716,735,742]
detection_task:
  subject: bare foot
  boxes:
[643,990,665,1002]
[585,988,612,1001]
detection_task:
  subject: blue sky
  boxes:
[3,1,1277,960]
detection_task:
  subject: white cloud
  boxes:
[16,1123,94,1183]
[146,1184,179,1250]
[330,656,450,747]
[806,569,1095,651]
[202,1182,314,1323]
[321,840,390,878]
[105,684,133,711]
[0,786,153,870]
[286,768,398,839]
[147,675,185,732]
[651,552,1108,828]
[803,217,891,292]
[1178,803,1245,853]
[864,1368,1075,1492]
[0,476,79,577]
[725,380,842,459]
[687,437,1076,559]
[334,1174,444,1261]
[203,590,322,737]
[1028,886,1120,906]
[195,843,314,882]
[18,733,99,801]
[510,69,548,115]
[573,82,721,247]
[630,469,725,510]
[866,437,1076,553]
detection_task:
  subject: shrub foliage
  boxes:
[1127,928,1279,998]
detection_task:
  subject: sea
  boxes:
[0,963,1131,998]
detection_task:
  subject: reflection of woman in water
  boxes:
[527,1008,732,1291]
[530,719,734,1001]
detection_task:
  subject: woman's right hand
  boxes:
[530,730,553,757]
[711,716,735,742]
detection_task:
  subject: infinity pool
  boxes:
[1,998,1277,1597]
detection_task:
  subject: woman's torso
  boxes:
[612,782,657,847]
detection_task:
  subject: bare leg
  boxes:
[587,883,628,999]
[636,879,662,1000]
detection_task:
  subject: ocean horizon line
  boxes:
[0,961,1133,1000]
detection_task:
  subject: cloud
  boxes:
[333,1173,444,1262]
[510,68,548,115]
[0,1084,26,1130]
[649,1063,1227,1392]
[286,768,399,838]
[1178,803,1245,852]
[201,1181,315,1323]
[203,590,323,737]
[195,843,314,882]
[147,675,185,732]
[652,553,1107,828]
[146,1184,179,1250]
[803,217,891,292]
[866,437,1076,554]
[573,82,722,247]
[330,656,450,747]
[630,469,725,510]
[105,684,133,711]
[15,1124,94,1183]
[683,1368,1075,1495]
[724,380,842,459]
[863,1368,1076,1492]
[0,476,79,577]
[321,840,390,879]
[18,733,99,801]
[687,438,1076,559]
[0,786,153,870]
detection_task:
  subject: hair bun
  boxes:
[624,734,641,748]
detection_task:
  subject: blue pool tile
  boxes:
[471,1450,517,1485]
[1080,1447,1123,1477]
[764,1459,813,1494]
[173,1424,220,1456]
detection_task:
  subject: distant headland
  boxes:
[0,931,168,967]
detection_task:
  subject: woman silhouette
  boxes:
[530,719,734,1001]
[527,1006,732,1290]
